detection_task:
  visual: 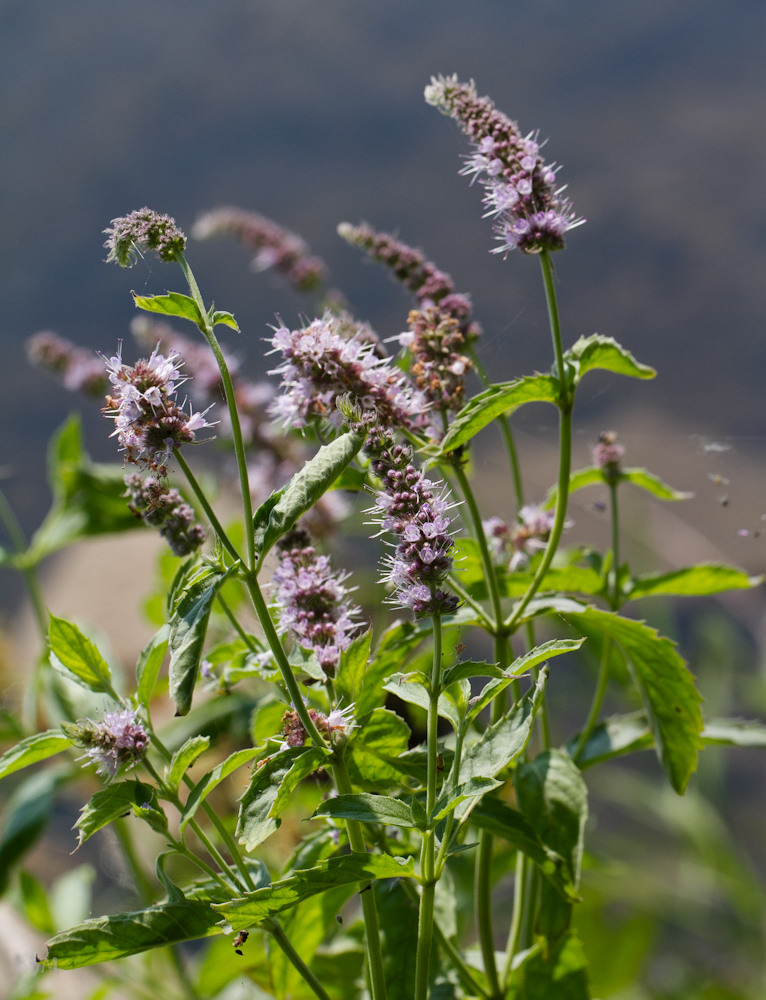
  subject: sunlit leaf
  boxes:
[181,747,262,830]
[567,333,656,382]
[48,615,113,694]
[166,735,210,793]
[313,793,416,828]
[0,730,71,781]
[627,563,760,600]
[132,290,204,327]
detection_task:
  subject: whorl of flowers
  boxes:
[278,704,354,750]
[192,207,326,291]
[104,208,187,267]
[267,313,428,433]
[484,504,559,571]
[102,344,213,475]
[124,473,206,557]
[424,75,583,254]
[26,330,109,397]
[399,307,473,412]
[272,528,361,678]
[592,430,625,482]
[62,708,150,780]
[363,423,459,617]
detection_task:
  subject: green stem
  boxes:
[451,462,504,637]
[113,818,155,902]
[414,615,443,1000]
[502,852,527,987]
[526,621,551,749]
[176,252,255,572]
[539,250,569,411]
[447,574,494,630]
[334,755,387,1000]
[469,349,525,513]
[266,918,334,1000]
[173,449,241,564]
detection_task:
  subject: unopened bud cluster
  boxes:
[593,431,625,481]
[62,708,150,780]
[104,208,187,267]
[273,528,361,677]
[124,473,206,556]
[193,207,326,291]
[102,344,213,474]
[400,307,473,412]
[425,75,583,254]
[279,704,354,749]
[364,424,458,617]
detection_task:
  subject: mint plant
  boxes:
[1,76,764,1000]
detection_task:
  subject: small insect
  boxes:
[336,914,343,925]
[592,500,607,513]
[437,753,444,772]
[454,642,467,656]
[233,930,249,955]
[719,496,729,507]
[708,473,730,487]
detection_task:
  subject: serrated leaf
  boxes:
[437,375,560,455]
[132,291,204,328]
[383,674,460,729]
[460,668,547,778]
[567,333,656,382]
[467,645,573,721]
[254,432,364,559]
[211,309,240,331]
[442,660,503,687]
[237,747,329,851]
[48,615,113,694]
[0,730,71,781]
[136,624,169,706]
[345,708,412,790]
[166,736,210,793]
[335,628,373,709]
[520,930,590,999]
[168,562,240,715]
[181,747,262,830]
[568,712,653,769]
[627,563,760,600]
[43,899,221,969]
[76,781,153,845]
[564,608,703,793]
[132,795,169,836]
[313,793,416,828]
[470,797,577,901]
[374,880,419,1000]
[213,853,416,927]
[431,776,501,824]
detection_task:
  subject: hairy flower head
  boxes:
[104,208,187,267]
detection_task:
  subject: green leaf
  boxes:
[181,747,262,830]
[431,776,501,824]
[563,608,703,793]
[544,467,605,510]
[374,880,419,1000]
[19,870,55,935]
[211,309,240,331]
[470,797,577,902]
[76,780,152,846]
[166,736,210,793]
[132,794,170,836]
[214,853,416,927]
[461,668,547,778]
[442,660,503,687]
[359,619,433,718]
[335,628,373,709]
[48,615,113,694]
[627,563,760,600]
[567,333,656,382]
[43,898,221,969]
[237,747,329,851]
[0,730,71,781]
[568,712,653,769]
[383,674,460,729]
[168,562,240,715]
[313,793,416,828]
[135,624,169,706]
[437,375,560,455]
[329,465,368,492]
[132,290,204,328]
[467,653,556,722]
[345,709,412,790]
[621,467,694,501]
[519,930,590,999]
[254,431,364,558]
[702,718,766,748]
[0,769,64,894]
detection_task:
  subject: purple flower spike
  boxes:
[63,707,150,781]
[27,331,109,397]
[425,75,584,255]
[104,208,187,267]
[124,473,206,556]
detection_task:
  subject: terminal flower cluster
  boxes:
[425,75,583,254]
[272,528,361,677]
[193,206,326,291]
[278,704,354,750]
[267,313,428,432]
[102,344,213,474]
[104,208,187,267]
[62,708,150,780]
[484,504,558,570]
[364,424,459,617]
[593,430,625,481]
[27,331,108,397]
[401,307,473,413]
[123,473,206,556]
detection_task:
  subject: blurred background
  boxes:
[2,1,766,997]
